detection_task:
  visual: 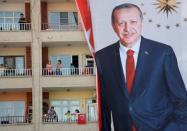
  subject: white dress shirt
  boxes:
[119,37,141,79]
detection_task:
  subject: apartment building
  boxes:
[0,0,97,131]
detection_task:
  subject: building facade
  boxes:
[0,0,97,131]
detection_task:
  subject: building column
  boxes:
[30,0,42,131]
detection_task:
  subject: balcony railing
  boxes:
[42,113,97,123]
[0,69,32,77]
[41,23,81,31]
[0,23,31,31]
[42,67,96,76]
[0,116,32,125]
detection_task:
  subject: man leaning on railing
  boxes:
[18,13,27,30]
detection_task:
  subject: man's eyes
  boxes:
[118,21,137,25]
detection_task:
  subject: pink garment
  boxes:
[46,64,52,74]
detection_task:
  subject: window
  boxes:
[0,101,25,117]
[50,55,72,68]
[0,11,22,30]
[85,55,94,67]
[51,100,80,121]
[0,101,25,123]
[48,12,78,29]
[0,56,24,69]
[0,11,21,24]
[86,99,97,121]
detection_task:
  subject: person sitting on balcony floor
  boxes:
[47,106,57,122]
[18,13,27,30]
[56,60,62,75]
[46,60,53,75]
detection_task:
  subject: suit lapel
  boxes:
[111,42,130,99]
[131,37,151,99]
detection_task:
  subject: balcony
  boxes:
[41,67,96,88]
[42,67,96,76]
[0,116,32,125]
[41,23,85,42]
[41,23,81,31]
[0,69,32,89]
[0,23,31,32]
[42,113,97,124]
[0,23,32,42]
[0,69,32,77]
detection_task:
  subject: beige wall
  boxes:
[48,46,90,67]
[41,123,97,131]
[48,46,90,56]
[48,2,76,12]
[49,90,93,112]
[0,3,24,12]
[0,92,27,101]
[0,47,27,67]
[0,78,32,89]
[0,125,33,131]
[0,48,26,56]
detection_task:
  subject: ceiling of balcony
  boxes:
[0,42,30,47]
[0,0,74,3]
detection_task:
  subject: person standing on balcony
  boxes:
[56,60,62,75]
[46,60,53,75]
[70,63,75,75]
[47,106,57,122]
[18,13,27,30]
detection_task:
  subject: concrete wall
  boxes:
[0,78,32,89]
[41,123,97,131]
[0,92,27,101]
[48,2,76,12]
[0,3,24,12]
[0,124,33,131]
[0,48,26,56]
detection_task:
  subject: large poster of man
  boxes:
[76,0,187,131]
[89,0,187,85]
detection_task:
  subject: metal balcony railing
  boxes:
[42,113,97,124]
[41,23,81,31]
[42,67,96,76]
[0,116,32,125]
[0,23,31,31]
[0,68,32,77]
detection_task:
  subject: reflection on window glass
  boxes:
[14,12,21,17]
[5,12,13,17]
[86,99,97,121]
[0,57,4,64]
[0,18,4,23]
[0,101,25,116]
[51,101,61,106]
[49,12,77,26]
[5,18,13,23]
[0,11,22,24]
[0,12,4,17]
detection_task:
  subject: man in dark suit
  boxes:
[95,3,187,131]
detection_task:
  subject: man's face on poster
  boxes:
[112,7,142,47]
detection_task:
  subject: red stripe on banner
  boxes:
[75,0,101,131]
[76,0,91,31]
[75,0,95,52]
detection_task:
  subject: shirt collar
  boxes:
[119,37,141,54]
